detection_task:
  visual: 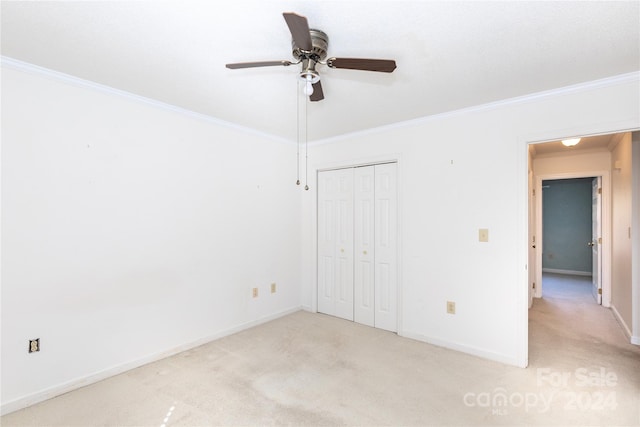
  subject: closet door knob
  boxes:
[363,250,368,255]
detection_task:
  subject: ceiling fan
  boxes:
[225,12,397,101]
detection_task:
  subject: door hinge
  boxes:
[532,189,536,196]
[598,187,602,194]
[532,282,536,289]
[598,237,602,244]
[598,288,602,295]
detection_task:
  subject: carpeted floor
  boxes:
[2,273,639,426]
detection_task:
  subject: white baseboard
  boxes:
[610,304,633,341]
[542,268,592,276]
[400,331,526,368]
[0,306,302,416]
[631,336,640,345]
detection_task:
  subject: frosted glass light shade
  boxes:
[562,138,581,147]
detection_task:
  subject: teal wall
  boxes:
[542,178,593,273]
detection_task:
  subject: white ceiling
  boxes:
[2,1,639,142]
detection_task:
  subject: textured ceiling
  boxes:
[2,1,639,142]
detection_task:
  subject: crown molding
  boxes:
[312,71,640,147]
[1,56,293,146]
[3,56,637,148]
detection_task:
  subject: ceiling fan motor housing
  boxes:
[293,29,327,84]
[292,29,329,62]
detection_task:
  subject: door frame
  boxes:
[310,156,403,335]
[592,176,603,304]
[533,171,611,307]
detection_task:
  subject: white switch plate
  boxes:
[479,228,489,242]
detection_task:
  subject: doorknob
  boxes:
[531,245,536,249]
[587,241,595,247]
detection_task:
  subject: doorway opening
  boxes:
[531,169,611,308]
[540,176,602,304]
[526,130,639,357]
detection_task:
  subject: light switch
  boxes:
[479,228,489,242]
[447,301,456,314]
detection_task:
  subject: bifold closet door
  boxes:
[318,163,397,332]
[317,168,354,321]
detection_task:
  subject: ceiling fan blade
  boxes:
[327,57,397,73]
[226,60,292,69]
[283,12,312,51]
[310,81,324,102]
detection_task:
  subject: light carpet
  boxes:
[2,273,639,426]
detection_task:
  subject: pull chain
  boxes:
[305,93,309,191]
[296,80,300,186]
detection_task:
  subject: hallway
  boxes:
[528,273,640,424]
[531,273,632,353]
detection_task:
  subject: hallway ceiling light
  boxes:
[561,138,581,147]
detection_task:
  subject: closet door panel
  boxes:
[317,173,336,316]
[334,170,354,320]
[374,163,398,332]
[354,166,375,326]
[317,168,354,320]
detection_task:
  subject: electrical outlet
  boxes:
[29,338,40,353]
[252,287,259,298]
[270,283,276,293]
[447,301,456,314]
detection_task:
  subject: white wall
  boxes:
[611,133,633,335]
[1,65,302,413]
[301,74,640,367]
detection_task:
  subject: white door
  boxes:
[317,168,354,320]
[591,177,602,304]
[374,163,398,332]
[317,164,397,332]
[354,166,375,326]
